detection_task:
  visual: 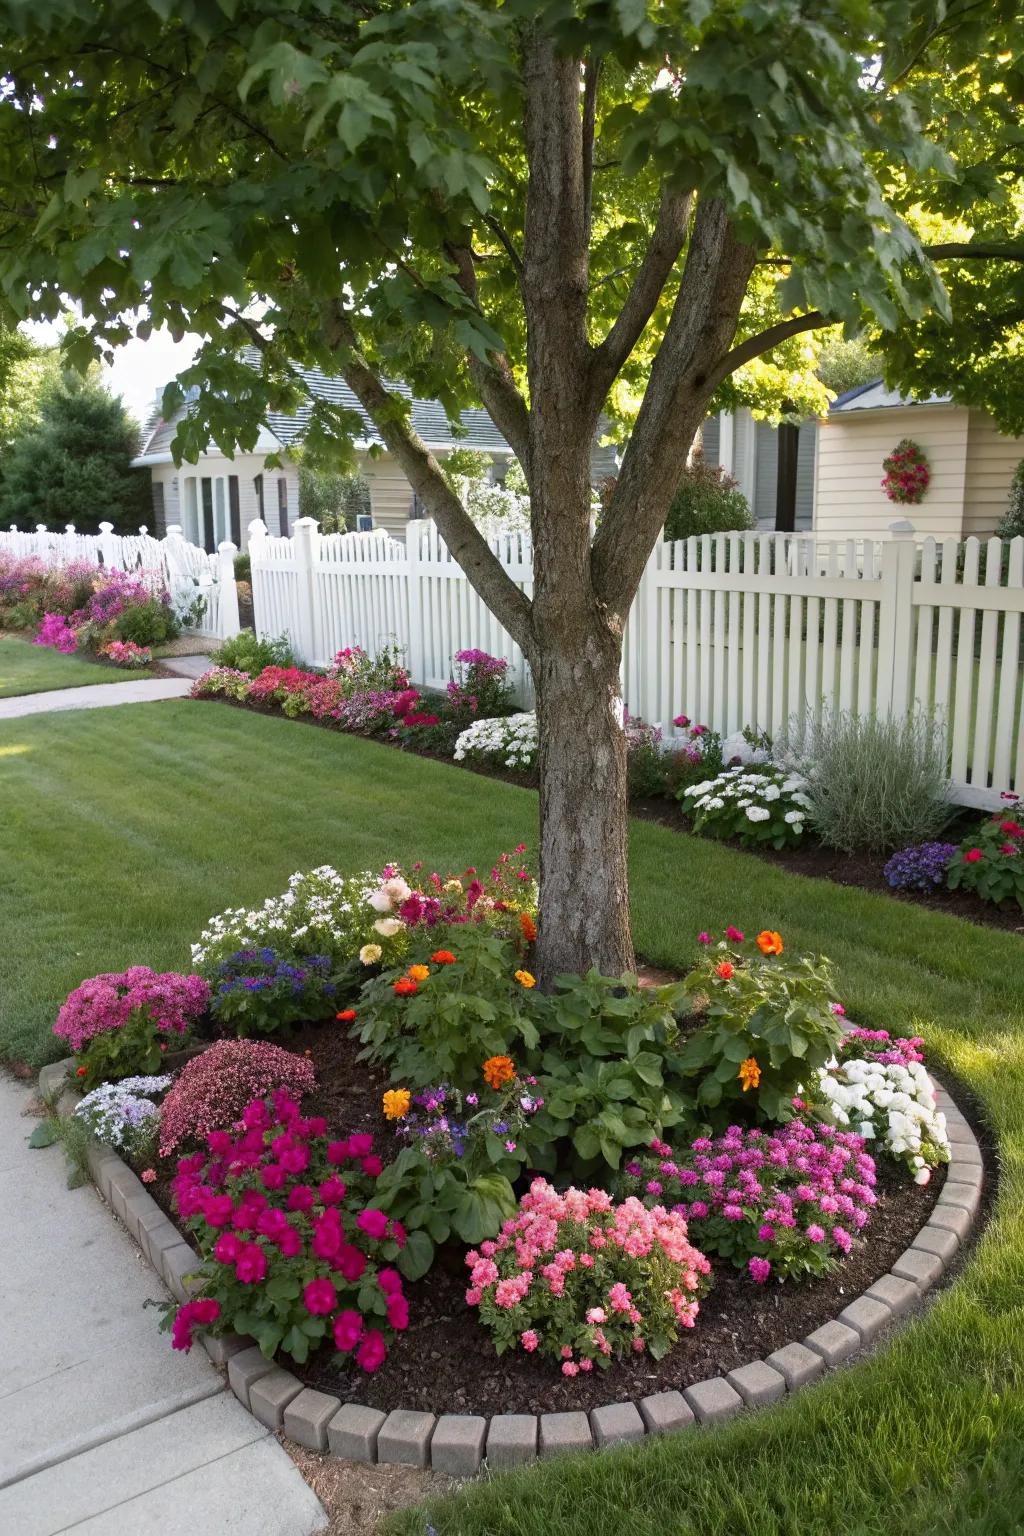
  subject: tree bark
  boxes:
[533,591,632,982]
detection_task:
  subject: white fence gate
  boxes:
[0,520,240,642]
[249,518,1024,810]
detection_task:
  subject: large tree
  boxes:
[0,0,1020,978]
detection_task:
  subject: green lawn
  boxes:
[0,632,152,697]
[1,699,1022,1536]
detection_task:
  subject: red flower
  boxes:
[715,961,735,980]
[76,1065,87,1078]
[1000,843,1019,856]
[430,949,457,965]
[393,977,418,996]
[336,1009,357,1021]
[963,848,983,863]
[999,821,1023,837]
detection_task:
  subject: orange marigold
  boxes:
[382,1088,411,1120]
[519,911,537,944]
[431,949,457,965]
[514,969,536,989]
[483,1055,515,1090]
[738,1056,761,1092]
[756,929,784,956]
[407,964,431,982]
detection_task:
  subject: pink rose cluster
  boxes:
[53,967,210,1054]
[621,1123,877,1284]
[465,1177,710,1374]
[158,1038,317,1158]
[170,1091,409,1372]
[881,439,930,505]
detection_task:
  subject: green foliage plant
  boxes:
[212,630,296,673]
[664,451,754,542]
[680,928,843,1124]
[527,972,695,1174]
[352,927,539,1094]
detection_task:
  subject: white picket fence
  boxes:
[249,518,1024,809]
[0,520,240,641]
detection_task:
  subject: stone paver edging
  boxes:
[39,1059,984,1475]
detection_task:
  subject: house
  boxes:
[133,362,619,551]
[703,409,816,531]
[813,380,1022,539]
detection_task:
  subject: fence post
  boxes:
[217,541,241,639]
[246,520,268,638]
[405,518,426,685]
[292,516,320,665]
[875,532,917,718]
[98,520,117,569]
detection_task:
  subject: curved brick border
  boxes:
[38,1058,984,1474]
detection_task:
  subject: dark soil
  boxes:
[195,693,1023,939]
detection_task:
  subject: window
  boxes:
[277,476,289,536]
[254,473,265,523]
[228,477,241,546]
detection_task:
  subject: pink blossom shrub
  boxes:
[54,967,209,1054]
[466,1177,710,1374]
[35,611,79,653]
[158,1039,316,1157]
[620,1123,877,1284]
[168,1090,408,1369]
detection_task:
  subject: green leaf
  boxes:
[28,1122,58,1148]
[398,1229,435,1282]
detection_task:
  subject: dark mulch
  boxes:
[284,1021,943,1417]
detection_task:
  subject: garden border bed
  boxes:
[38,1056,986,1478]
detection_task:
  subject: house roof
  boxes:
[134,364,514,465]
[829,378,953,414]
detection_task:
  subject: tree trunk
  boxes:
[532,589,633,983]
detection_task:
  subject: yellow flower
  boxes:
[382,1088,411,1120]
[514,969,536,989]
[407,964,431,982]
[443,878,464,893]
[738,1057,761,1092]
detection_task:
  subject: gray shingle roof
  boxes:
[830,379,952,413]
[137,359,620,482]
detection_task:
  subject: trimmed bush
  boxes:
[158,1038,317,1157]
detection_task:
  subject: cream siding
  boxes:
[814,405,969,539]
[963,412,1024,536]
[362,453,415,537]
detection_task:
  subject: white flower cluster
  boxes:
[74,1075,172,1155]
[454,712,539,770]
[191,865,402,970]
[817,1058,950,1183]
[683,764,812,836]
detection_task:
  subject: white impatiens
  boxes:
[682,765,812,848]
[817,1056,950,1183]
[453,712,539,771]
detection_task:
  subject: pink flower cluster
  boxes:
[171,1296,221,1351]
[35,611,79,653]
[158,1039,317,1158]
[171,1092,408,1372]
[247,665,322,703]
[881,440,930,505]
[101,639,152,668]
[54,967,210,1054]
[466,1178,710,1373]
[840,1027,925,1067]
[622,1123,877,1284]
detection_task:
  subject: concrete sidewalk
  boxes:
[0,1075,326,1535]
[0,678,193,720]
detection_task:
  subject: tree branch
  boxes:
[483,214,525,280]
[587,185,693,409]
[591,199,756,616]
[321,301,535,659]
[442,233,532,479]
[713,310,827,379]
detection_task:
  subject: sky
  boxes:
[22,317,200,428]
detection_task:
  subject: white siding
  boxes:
[362,453,415,537]
[963,411,1024,536]
[814,405,969,538]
